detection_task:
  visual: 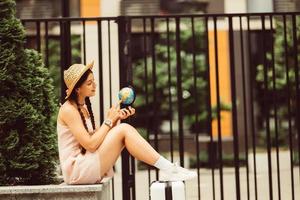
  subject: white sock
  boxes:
[154,156,173,170]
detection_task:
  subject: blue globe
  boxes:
[118,87,135,105]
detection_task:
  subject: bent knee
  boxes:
[117,123,134,130]
[110,123,132,133]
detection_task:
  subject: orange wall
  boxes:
[208,30,232,138]
[80,0,100,17]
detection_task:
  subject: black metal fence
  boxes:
[21,12,300,200]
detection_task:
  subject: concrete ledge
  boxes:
[0,178,111,200]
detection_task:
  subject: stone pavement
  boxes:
[112,167,299,200]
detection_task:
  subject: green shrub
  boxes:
[0,0,58,185]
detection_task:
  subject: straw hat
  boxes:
[64,61,94,99]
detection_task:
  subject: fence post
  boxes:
[117,16,135,200]
[59,1,71,103]
[228,16,241,200]
[59,20,71,103]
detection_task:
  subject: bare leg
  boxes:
[97,123,160,177]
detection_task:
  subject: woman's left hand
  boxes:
[119,106,135,120]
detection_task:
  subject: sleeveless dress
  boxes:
[57,118,106,184]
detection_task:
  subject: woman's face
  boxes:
[77,73,97,97]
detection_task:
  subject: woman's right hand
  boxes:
[106,100,122,124]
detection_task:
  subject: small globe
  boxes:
[118,87,135,105]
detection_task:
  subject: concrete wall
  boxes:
[207,0,225,13]
[224,0,247,13]
[248,0,273,13]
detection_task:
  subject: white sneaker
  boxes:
[159,163,197,181]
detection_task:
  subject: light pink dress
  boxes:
[57,118,111,184]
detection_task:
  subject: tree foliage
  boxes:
[0,0,58,185]
[255,17,300,147]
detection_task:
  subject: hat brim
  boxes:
[65,61,94,99]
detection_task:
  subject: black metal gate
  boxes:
[22,12,300,200]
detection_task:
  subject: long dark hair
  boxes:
[67,69,96,154]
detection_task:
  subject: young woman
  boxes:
[57,62,197,184]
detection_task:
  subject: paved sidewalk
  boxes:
[113,167,299,200]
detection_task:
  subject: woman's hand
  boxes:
[119,106,135,120]
[106,100,122,124]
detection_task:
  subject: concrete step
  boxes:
[0,178,111,200]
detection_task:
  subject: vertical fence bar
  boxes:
[97,19,104,124]
[127,18,136,200]
[191,16,201,200]
[36,21,41,52]
[175,17,184,167]
[269,14,282,200]
[45,21,49,67]
[283,14,295,200]
[228,16,241,200]
[108,20,113,106]
[60,20,64,103]
[150,17,159,180]
[292,14,300,187]
[239,16,250,200]
[128,17,136,200]
[83,20,86,65]
[247,15,258,200]
[261,15,274,200]
[204,16,216,200]
[118,16,135,200]
[98,19,114,200]
[59,20,71,102]
[212,16,224,200]
[167,17,174,163]
[166,17,174,163]
[142,17,151,190]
